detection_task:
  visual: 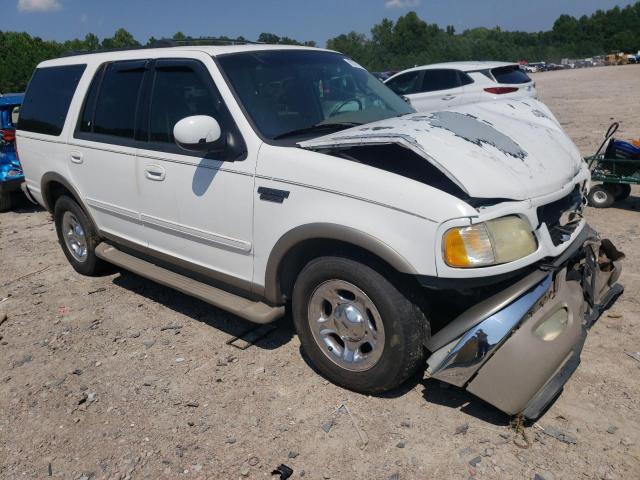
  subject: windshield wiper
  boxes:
[272,122,360,140]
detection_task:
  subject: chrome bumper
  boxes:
[426,225,624,418]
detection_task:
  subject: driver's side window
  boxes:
[149,60,222,144]
[386,71,422,95]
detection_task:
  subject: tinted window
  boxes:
[492,66,531,84]
[92,61,146,138]
[421,69,461,92]
[19,64,86,136]
[149,61,220,143]
[78,65,105,133]
[459,71,474,86]
[386,71,422,95]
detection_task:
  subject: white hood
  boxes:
[298,99,583,201]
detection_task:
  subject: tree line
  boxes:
[1,2,639,92]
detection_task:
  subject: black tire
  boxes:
[0,192,12,212]
[613,183,631,201]
[587,185,615,208]
[54,196,107,276]
[292,256,428,393]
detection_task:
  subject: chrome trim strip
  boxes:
[427,274,553,387]
[86,197,140,222]
[140,213,252,253]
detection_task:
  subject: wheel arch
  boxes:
[263,223,418,304]
[41,172,99,231]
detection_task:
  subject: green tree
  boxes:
[101,28,140,49]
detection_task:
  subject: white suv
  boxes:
[385,61,537,112]
[17,45,623,419]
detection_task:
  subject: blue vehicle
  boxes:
[0,92,24,211]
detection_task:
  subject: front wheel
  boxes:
[587,185,615,208]
[292,256,428,393]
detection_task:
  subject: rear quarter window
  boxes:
[18,64,86,136]
[491,66,531,85]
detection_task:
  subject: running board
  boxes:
[95,242,284,324]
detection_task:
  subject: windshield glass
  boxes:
[217,50,414,139]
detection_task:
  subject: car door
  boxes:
[409,69,466,112]
[135,57,254,286]
[384,70,423,104]
[70,60,148,246]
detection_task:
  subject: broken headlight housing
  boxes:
[443,216,537,268]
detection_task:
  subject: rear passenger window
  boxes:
[19,64,86,136]
[92,61,146,139]
[421,69,460,92]
[149,60,221,144]
[385,71,422,95]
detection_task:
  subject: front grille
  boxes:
[537,186,584,246]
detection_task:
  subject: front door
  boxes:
[135,58,255,287]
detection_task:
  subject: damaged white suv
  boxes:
[17,45,623,419]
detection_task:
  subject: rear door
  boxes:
[70,60,148,246]
[135,57,255,286]
[410,69,467,111]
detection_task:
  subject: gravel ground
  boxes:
[1,64,639,480]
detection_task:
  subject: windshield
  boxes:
[217,50,414,140]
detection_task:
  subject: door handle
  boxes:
[70,152,83,164]
[441,95,456,101]
[144,165,166,181]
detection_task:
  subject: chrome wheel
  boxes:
[592,190,609,204]
[307,279,385,372]
[62,211,88,262]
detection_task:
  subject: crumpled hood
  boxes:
[298,99,583,201]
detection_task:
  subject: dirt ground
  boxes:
[1,64,639,480]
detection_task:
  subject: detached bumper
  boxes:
[426,224,624,419]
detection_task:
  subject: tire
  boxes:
[0,192,11,212]
[292,256,428,393]
[587,185,615,208]
[613,183,631,201]
[54,196,107,276]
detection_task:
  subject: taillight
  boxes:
[484,87,519,95]
[0,129,16,142]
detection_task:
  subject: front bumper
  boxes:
[425,224,624,419]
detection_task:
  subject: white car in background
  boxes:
[384,61,537,112]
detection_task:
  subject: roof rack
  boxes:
[61,37,262,58]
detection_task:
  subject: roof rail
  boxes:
[60,37,262,57]
[160,37,263,46]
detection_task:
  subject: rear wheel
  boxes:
[292,256,428,393]
[54,196,107,276]
[588,185,615,208]
[613,183,631,201]
[0,192,12,212]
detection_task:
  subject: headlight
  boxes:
[443,215,537,268]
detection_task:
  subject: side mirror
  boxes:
[174,115,223,152]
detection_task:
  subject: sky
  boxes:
[2,0,637,46]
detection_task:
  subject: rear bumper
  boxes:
[0,177,23,193]
[426,224,624,418]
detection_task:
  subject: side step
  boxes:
[95,242,284,324]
